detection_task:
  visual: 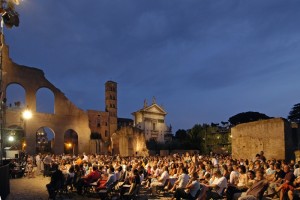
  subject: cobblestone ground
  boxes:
[7,174,171,200]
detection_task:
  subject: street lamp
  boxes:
[21,109,32,151]
[22,109,32,120]
[67,142,74,155]
[8,135,14,142]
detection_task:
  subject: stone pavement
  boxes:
[6,175,171,200]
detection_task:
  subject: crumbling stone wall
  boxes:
[231,118,297,161]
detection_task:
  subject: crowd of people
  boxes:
[8,151,300,200]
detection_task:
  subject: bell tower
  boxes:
[105,81,118,136]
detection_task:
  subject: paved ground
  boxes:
[6,174,171,200]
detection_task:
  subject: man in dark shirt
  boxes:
[46,163,64,199]
[274,163,286,183]
[276,165,296,200]
[266,162,286,197]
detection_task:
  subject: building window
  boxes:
[97,119,101,127]
[105,130,108,137]
[153,123,156,131]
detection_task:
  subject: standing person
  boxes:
[43,153,52,177]
[35,153,41,175]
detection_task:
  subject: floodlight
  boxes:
[22,109,32,120]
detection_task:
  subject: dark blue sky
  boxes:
[5,0,300,131]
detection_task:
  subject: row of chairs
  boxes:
[82,179,141,200]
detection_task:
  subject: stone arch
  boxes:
[5,83,26,109]
[36,127,55,153]
[64,129,78,155]
[2,41,91,155]
[35,87,55,114]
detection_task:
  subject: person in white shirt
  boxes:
[294,164,300,178]
[150,166,169,187]
[205,169,228,199]
[172,172,203,200]
[266,163,275,175]
[82,153,88,162]
[229,165,240,185]
[169,167,189,192]
[35,153,41,175]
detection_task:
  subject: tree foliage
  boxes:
[175,129,188,140]
[228,111,271,126]
[288,103,300,123]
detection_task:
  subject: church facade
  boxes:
[132,98,172,143]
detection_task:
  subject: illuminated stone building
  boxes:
[132,98,172,143]
[87,81,118,154]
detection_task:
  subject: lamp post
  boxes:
[67,142,74,156]
[21,109,32,151]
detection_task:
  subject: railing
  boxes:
[0,164,10,199]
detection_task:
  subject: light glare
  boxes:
[22,109,32,119]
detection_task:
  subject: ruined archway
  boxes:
[6,83,26,109]
[2,41,92,155]
[64,129,78,155]
[36,87,55,114]
[36,127,55,153]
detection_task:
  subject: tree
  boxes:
[288,103,300,123]
[228,111,271,126]
[175,129,188,140]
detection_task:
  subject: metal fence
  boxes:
[0,164,10,200]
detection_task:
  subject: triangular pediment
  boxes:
[143,104,167,115]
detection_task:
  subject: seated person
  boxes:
[65,166,75,190]
[46,163,65,199]
[293,176,300,198]
[76,165,101,194]
[227,165,249,200]
[237,170,269,200]
[121,168,141,197]
[169,167,189,192]
[150,166,169,194]
[97,165,116,190]
[294,164,300,178]
[204,169,228,199]
[172,172,204,200]
[276,165,296,200]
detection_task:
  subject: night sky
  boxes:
[5,0,300,131]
